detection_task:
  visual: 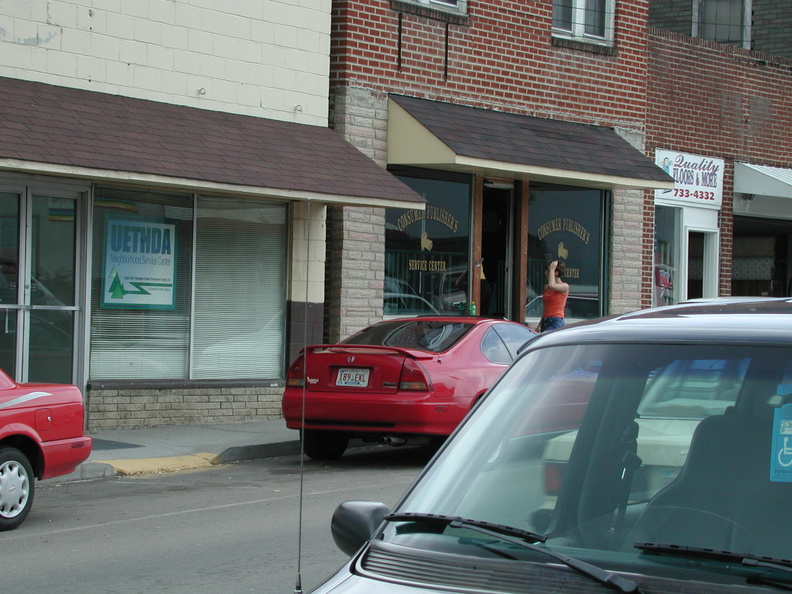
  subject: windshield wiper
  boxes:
[384,512,639,593]
[636,542,792,590]
[385,512,547,543]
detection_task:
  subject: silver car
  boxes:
[315,298,792,593]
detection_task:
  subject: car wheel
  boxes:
[303,430,349,461]
[0,447,35,531]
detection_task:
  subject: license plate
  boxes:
[336,368,370,387]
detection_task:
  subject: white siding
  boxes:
[0,0,330,124]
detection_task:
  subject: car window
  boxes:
[393,343,792,561]
[492,323,536,358]
[480,327,511,364]
[343,320,474,353]
[480,324,535,364]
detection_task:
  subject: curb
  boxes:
[51,440,304,483]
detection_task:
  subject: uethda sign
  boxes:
[101,216,177,310]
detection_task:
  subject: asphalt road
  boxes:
[3,445,433,593]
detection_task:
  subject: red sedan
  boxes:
[0,369,92,530]
[282,316,536,460]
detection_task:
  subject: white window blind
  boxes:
[191,198,287,379]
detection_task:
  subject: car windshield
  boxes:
[342,320,475,353]
[388,342,792,569]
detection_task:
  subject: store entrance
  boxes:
[0,190,80,384]
[732,216,792,297]
[481,185,514,318]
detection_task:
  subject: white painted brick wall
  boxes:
[0,0,331,124]
[290,201,327,304]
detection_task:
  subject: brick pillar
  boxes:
[610,127,652,314]
[326,86,389,342]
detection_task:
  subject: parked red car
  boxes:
[282,316,536,460]
[0,369,92,530]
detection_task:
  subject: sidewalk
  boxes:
[58,419,302,482]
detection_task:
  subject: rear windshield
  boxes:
[342,320,475,353]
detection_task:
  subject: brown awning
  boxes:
[388,95,675,191]
[0,77,424,209]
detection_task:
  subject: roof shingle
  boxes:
[390,95,674,185]
[0,77,424,205]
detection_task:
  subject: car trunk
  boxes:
[303,345,431,394]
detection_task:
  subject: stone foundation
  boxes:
[86,384,285,431]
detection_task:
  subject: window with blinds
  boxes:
[90,188,287,381]
[191,198,286,379]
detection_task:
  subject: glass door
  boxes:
[0,191,78,384]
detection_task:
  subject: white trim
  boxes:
[551,0,615,45]
[683,226,720,301]
[401,0,467,15]
[0,160,425,211]
[734,162,792,200]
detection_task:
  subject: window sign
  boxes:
[655,149,724,208]
[527,187,603,325]
[386,172,471,316]
[101,217,177,309]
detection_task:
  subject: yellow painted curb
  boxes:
[101,452,221,476]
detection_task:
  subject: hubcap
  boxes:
[0,460,30,519]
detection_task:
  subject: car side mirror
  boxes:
[331,501,391,556]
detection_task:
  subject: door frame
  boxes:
[0,174,89,385]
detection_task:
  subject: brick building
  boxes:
[326,0,792,337]
[325,0,674,341]
[647,2,792,306]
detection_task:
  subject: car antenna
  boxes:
[293,200,311,594]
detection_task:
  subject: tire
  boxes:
[0,447,35,531]
[302,430,349,461]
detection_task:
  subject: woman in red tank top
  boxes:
[537,259,569,332]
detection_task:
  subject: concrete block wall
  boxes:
[86,385,284,431]
[0,0,332,124]
[325,203,386,343]
[325,87,389,343]
[612,188,651,312]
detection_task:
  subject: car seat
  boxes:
[625,408,792,557]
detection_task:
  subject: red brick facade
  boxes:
[647,28,792,299]
[331,0,651,127]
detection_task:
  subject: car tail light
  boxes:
[544,461,566,496]
[399,358,430,391]
[285,354,305,388]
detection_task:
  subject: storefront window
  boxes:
[527,186,605,325]
[90,187,287,380]
[91,188,193,379]
[654,205,680,306]
[386,170,471,316]
[191,198,286,379]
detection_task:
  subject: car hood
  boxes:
[312,566,436,594]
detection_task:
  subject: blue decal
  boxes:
[771,387,792,482]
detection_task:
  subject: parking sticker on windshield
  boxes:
[771,390,792,482]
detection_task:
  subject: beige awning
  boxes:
[388,95,675,191]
